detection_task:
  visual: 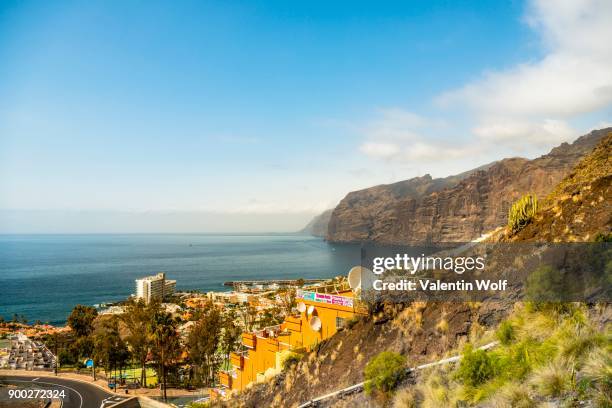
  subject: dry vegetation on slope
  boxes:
[510,131,612,242]
[220,133,611,408]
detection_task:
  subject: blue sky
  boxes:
[1,0,610,232]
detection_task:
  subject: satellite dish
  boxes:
[348,266,363,290]
[309,316,322,331]
[348,266,375,298]
[307,305,315,316]
[348,266,373,288]
[297,302,306,313]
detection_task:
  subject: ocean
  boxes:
[0,234,361,325]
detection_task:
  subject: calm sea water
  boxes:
[0,234,361,325]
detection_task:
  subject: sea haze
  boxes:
[0,234,361,325]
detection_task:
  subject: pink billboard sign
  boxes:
[297,290,353,308]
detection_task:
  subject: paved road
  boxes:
[0,375,128,408]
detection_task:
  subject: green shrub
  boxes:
[508,194,538,234]
[594,232,612,242]
[503,340,537,379]
[281,352,302,371]
[364,351,407,397]
[530,360,572,397]
[525,265,568,304]
[581,347,612,394]
[392,388,419,408]
[418,371,454,408]
[346,316,360,329]
[560,330,605,360]
[455,345,496,387]
[489,382,535,408]
[496,321,515,345]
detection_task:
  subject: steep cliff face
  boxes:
[300,209,333,237]
[327,128,610,244]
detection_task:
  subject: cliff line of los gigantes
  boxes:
[324,127,610,244]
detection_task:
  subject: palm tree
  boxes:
[221,309,241,368]
[150,311,180,401]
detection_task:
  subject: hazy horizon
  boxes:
[0,209,318,234]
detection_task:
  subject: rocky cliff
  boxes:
[300,209,333,237]
[326,128,610,244]
[231,130,612,408]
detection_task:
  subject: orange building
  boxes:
[214,287,367,395]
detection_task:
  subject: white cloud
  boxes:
[593,120,612,130]
[437,0,612,145]
[473,118,578,148]
[359,141,402,159]
[439,55,612,118]
[364,108,429,140]
[358,109,479,163]
[352,0,611,174]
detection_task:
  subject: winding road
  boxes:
[0,375,128,408]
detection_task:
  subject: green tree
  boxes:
[93,318,130,382]
[188,305,223,386]
[221,309,241,367]
[122,299,158,386]
[240,304,258,332]
[150,311,181,401]
[258,306,283,328]
[277,288,296,316]
[59,349,77,366]
[59,305,99,366]
[71,336,94,362]
[68,305,98,337]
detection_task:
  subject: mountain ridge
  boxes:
[322,128,610,244]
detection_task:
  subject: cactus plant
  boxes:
[508,194,538,234]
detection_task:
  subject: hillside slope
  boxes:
[327,128,609,244]
[233,301,502,408]
[510,130,611,242]
[229,132,611,408]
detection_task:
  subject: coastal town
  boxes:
[1,269,366,405]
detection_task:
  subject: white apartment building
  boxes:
[135,272,176,304]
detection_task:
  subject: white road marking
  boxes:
[100,395,128,408]
[34,379,83,408]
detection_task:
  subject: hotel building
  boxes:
[135,272,176,304]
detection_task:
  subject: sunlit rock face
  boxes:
[327,128,609,245]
